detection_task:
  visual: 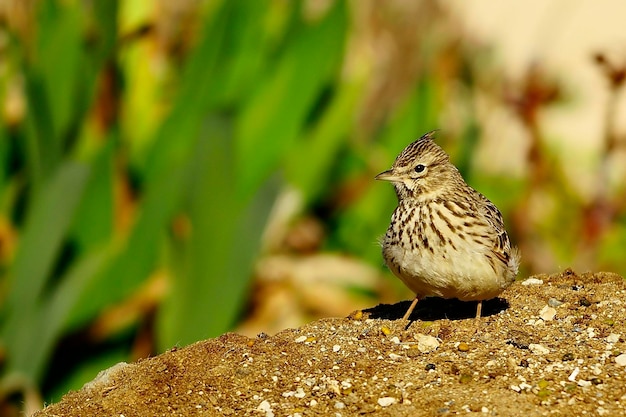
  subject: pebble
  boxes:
[333,345,341,352]
[416,334,440,353]
[377,397,397,407]
[295,336,307,343]
[539,306,557,321]
[519,382,532,391]
[606,333,620,344]
[257,400,274,417]
[458,342,470,352]
[529,344,550,355]
[548,298,564,307]
[615,354,626,367]
[522,278,544,286]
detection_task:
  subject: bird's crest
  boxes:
[392,130,447,168]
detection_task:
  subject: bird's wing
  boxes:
[475,191,513,265]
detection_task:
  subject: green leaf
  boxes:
[9,247,110,381]
[4,162,90,315]
[65,155,191,331]
[235,0,348,198]
[70,140,115,252]
[157,120,277,348]
[27,2,84,177]
[286,77,366,203]
[1,162,90,379]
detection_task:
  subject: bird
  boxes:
[375,131,520,320]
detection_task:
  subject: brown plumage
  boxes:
[376,131,520,319]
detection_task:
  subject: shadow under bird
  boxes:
[376,131,520,320]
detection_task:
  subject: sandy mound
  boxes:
[34,269,626,416]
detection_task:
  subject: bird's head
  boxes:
[375,131,461,201]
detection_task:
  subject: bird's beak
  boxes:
[375,169,402,182]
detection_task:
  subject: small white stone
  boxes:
[615,354,626,366]
[294,388,306,398]
[389,353,403,360]
[390,336,401,344]
[522,278,544,286]
[578,380,592,387]
[309,399,318,407]
[416,334,440,353]
[598,407,610,416]
[377,397,397,407]
[333,345,341,352]
[295,335,307,343]
[606,333,620,344]
[334,401,345,409]
[257,400,274,417]
[481,406,489,413]
[529,344,550,355]
[568,367,580,382]
[539,306,557,321]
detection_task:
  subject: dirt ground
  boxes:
[34,269,626,417]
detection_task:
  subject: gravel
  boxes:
[34,269,626,416]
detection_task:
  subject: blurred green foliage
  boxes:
[0,0,369,405]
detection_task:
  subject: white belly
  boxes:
[384,242,506,301]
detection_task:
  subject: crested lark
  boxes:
[376,131,520,320]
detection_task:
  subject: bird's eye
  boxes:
[414,164,425,173]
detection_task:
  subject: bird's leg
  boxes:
[402,296,419,321]
[475,300,483,319]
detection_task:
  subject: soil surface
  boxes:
[34,269,626,416]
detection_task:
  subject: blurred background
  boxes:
[0,0,625,413]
